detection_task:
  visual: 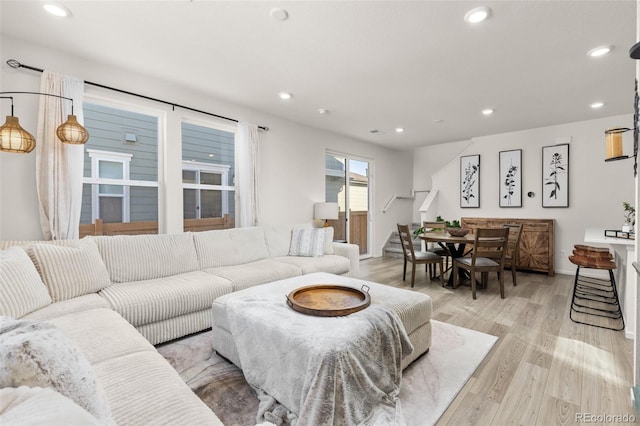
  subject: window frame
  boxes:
[181,160,232,219]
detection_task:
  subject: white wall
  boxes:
[0,36,414,255]
[413,115,636,274]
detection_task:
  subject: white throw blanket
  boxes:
[225,296,413,426]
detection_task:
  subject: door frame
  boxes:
[326,150,373,259]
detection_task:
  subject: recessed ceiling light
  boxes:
[464,6,491,24]
[270,8,289,21]
[395,127,405,133]
[43,2,70,17]
[588,45,614,57]
[590,101,605,109]
[433,119,444,123]
[278,92,292,100]
[482,108,494,115]
[318,108,329,114]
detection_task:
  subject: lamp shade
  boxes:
[604,127,630,161]
[56,114,89,144]
[314,202,339,220]
[0,116,35,153]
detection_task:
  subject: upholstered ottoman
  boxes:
[211,272,432,371]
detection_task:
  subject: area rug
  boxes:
[157,320,497,426]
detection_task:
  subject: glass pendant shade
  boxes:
[0,115,35,153]
[56,114,89,144]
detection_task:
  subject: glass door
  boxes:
[324,153,371,257]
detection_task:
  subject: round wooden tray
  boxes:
[286,284,371,317]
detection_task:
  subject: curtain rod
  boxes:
[6,59,269,131]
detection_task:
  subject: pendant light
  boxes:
[0,97,36,153]
[56,114,89,144]
[0,91,90,153]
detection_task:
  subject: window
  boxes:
[182,161,231,219]
[87,150,132,223]
[81,103,159,227]
[182,122,235,227]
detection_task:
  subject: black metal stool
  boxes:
[568,244,624,331]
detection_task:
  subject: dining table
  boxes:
[420,230,476,287]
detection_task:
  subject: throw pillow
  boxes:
[323,226,335,255]
[29,238,111,302]
[0,386,102,426]
[0,317,114,425]
[0,247,52,318]
[288,228,325,257]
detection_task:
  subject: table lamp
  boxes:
[314,202,339,227]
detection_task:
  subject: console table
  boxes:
[461,217,555,275]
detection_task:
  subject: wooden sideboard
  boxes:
[461,217,555,276]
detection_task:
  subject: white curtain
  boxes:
[36,71,85,240]
[234,122,260,227]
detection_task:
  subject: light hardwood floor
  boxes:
[355,256,637,425]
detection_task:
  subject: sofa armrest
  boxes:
[331,242,360,276]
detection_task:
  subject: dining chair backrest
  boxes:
[422,221,446,233]
[504,224,523,263]
[472,227,509,264]
[397,224,416,259]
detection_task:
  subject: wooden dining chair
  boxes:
[452,227,509,299]
[503,224,523,286]
[397,224,444,287]
[422,221,451,278]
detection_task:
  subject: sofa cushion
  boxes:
[93,351,223,425]
[0,386,102,426]
[45,308,155,365]
[0,317,114,424]
[92,233,199,283]
[29,239,111,302]
[0,247,52,318]
[137,309,214,346]
[0,240,77,251]
[265,225,335,257]
[263,225,294,257]
[288,228,325,257]
[273,254,351,275]
[23,294,110,322]
[99,271,233,327]
[204,259,302,291]
[194,227,269,268]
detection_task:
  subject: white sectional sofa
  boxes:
[0,225,360,425]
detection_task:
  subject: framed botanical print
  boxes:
[542,143,569,207]
[460,154,480,208]
[499,149,522,207]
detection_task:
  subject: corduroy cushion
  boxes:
[92,233,199,283]
[288,228,325,257]
[99,271,233,327]
[0,247,52,318]
[0,386,102,426]
[194,227,269,269]
[264,225,335,257]
[29,239,111,302]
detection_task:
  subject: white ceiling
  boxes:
[1,0,637,150]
